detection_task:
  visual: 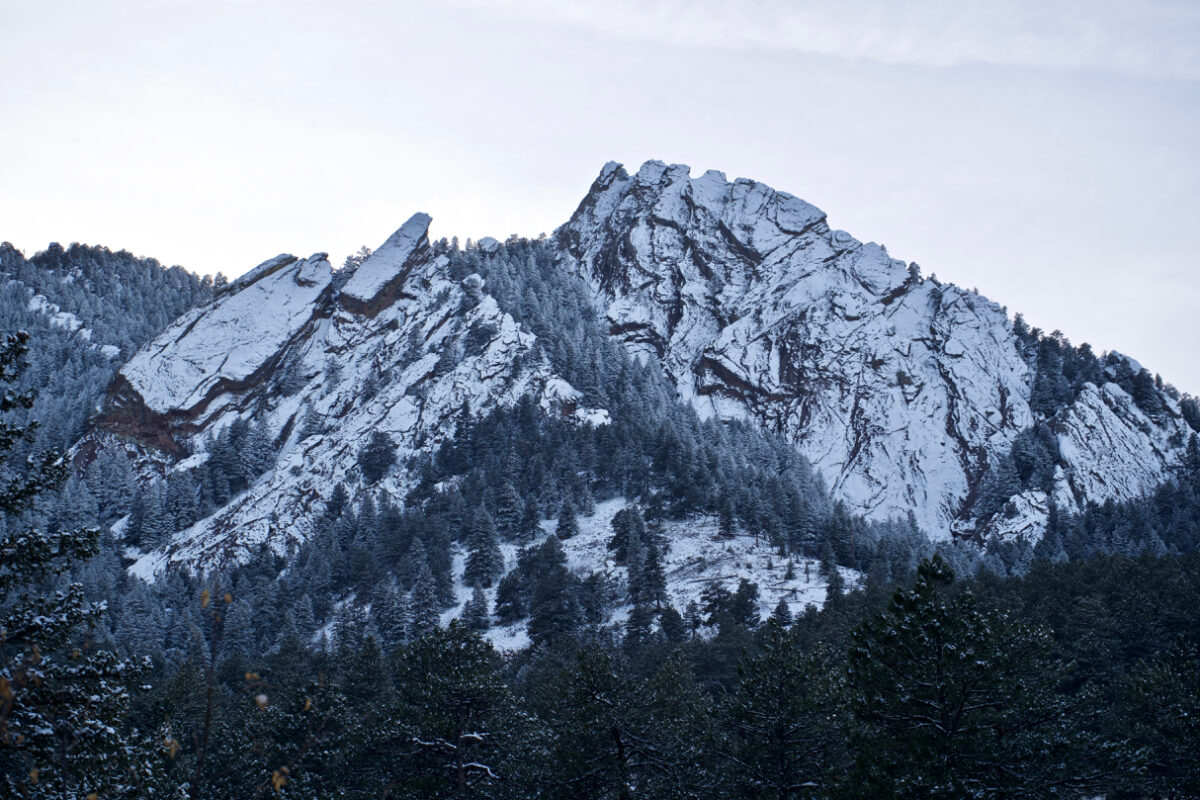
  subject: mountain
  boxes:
[78,161,1198,584]
[89,214,609,575]
[0,241,212,453]
[557,161,1196,540]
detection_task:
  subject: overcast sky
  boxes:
[2,0,1198,390]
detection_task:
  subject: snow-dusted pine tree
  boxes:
[0,333,153,798]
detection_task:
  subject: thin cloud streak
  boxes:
[458,0,1200,80]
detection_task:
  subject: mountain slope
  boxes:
[558,161,1195,539]
[79,161,1199,582]
[0,241,212,452]
[96,215,605,575]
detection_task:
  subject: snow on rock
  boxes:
[441,498,852,651]
[28,293,85,332]
[118,253,333,416]
[116,214,609,577]
[549,499,846,620]
[559,161,1034,536]
[98,162,1194,578]
[539,378,610,426]
[987,490,1050,543]
[1051,381,1188,508]
[341,212,432,312]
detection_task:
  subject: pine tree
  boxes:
[220,598,256,661]
[518,494,541,541]
[357,430,396,483]
[625,602,656,645]
[1112,637,1200,798]
[527,536,582,647]
[0,332,152,798]
[410,563,441,638]
[494,569,526,625]
[374,578,411,646]
[769,598,793,627]
[607,505,645,564]
[631,540,667,610]
[463,587,491,631]
[659,604,688,643]
[845,556,1087,798]
[555,497,579,540]
[825,564,845,599]
[324,481,350,521]
[391,624,517,795]
[729,578,761,628]
[463,504,504,588]
[239,418,275,482]
[720,627,845,799]
[433,343,458,378]
[492,481,523,540]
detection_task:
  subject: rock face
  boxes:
[90,163,1196,575]
[556,161,1193,537]
[99,214,605,576]
[99,253,334,451]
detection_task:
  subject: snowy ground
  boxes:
[443,498,856,652]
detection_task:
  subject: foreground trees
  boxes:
[1,322,1195,796]
[845,556,1104,798]
[0,332,149,798]
[719,626,846,799]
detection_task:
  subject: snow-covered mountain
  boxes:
[558,161,1194,540]
[90,213,605,575]
[84,160,1197,577]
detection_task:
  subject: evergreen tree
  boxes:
[463,587,491,632]
[357,430,396,483]
[410,563,441,637]
[518,494,541,541]
[729,578,761,628]
[720,628,846,799]
[845,556,1091,798]
[630,539,667,610]
[390,624,518,795]
[1111,637,1200,798]
[0,332,152,799]
[769,597,793,627]
[374,577,411,646]
[220,598,256,661]
[659,604,688,643]
[492,480,524,540]
[239,418,275,482]
[555,497,579,540]
[463,504,504,588]
[607,505,646,564]
[324,481,350,521]
[494,569,526,625]
[527,536,582,647]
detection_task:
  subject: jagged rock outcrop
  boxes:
[88,163,1195,576]
[557,160,1193,537]
[91,213,606,576]
[97,253,334,451]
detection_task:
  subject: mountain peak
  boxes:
[341,212,433,315]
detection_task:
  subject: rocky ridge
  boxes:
[557,161,1194,539]
[96,214,605,576]
[87,162,1196,576]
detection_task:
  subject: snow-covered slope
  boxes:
[557,161,1193,539]
[119,253,333,416]
[87,162,1196,580]
[96,213,605,576]
[448,499,854,652]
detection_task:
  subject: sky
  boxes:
[1,0,1198,391]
